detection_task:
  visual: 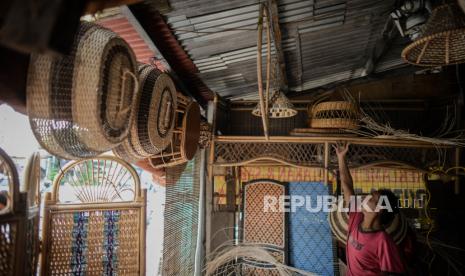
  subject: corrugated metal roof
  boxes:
[162,0,408,100]
[98,15,166,69]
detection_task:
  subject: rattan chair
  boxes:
[40,156,146,275]
[0,149,41,276]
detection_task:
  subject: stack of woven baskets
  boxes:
[26,21,204,168]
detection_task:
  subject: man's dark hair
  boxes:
[378,189,399,226]
[0,191,8,207]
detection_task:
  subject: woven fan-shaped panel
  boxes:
[52,156,139,204]
[402,3,465,66]
[27,22,138,159]
[0,147,19,215]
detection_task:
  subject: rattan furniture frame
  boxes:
[0,149,40,276]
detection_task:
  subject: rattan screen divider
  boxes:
[40,156,146,276]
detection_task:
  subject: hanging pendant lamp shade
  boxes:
[402,3,465,66]
[252,90,297,118]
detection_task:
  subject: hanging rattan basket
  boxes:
[402,3,465,66]
[252,90,298,118]
[309,101,359,129]
[329,205,408,246]
[113,64,177,162]
[27,22,138,159]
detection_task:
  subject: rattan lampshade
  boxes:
[402,3,465,66]
[252,90,297,118]
[309,101,359,129]
[27,22,138,160]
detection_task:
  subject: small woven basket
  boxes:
[27,22,138,159]
[309,101,359,129]
[402,3,465,66]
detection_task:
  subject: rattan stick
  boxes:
[257,3,269,139]
[416,40,430,64]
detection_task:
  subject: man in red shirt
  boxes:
[336,142,405,276]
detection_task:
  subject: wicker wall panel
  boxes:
[289,182,336,275]
[242,180,287,263]
[45,209,141,275]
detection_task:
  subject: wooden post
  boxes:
[455,147,461,195]
[324,142,329,185]
[205,95,217,257]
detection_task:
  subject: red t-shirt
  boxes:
[346,212,404,276]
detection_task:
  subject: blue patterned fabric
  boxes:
[71,212,89,275]
[289,182,335,276]
[103,210,120,275]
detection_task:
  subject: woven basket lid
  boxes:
[252,90,298,118]
[0,147,20,215]
[402,3,465,66]
[27,22,138,159]
[329,202,408,246]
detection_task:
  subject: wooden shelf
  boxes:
[214,135,451,148]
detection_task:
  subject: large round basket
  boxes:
[27,21,138,159]
[401,3,465,66]
[309,101,359,129]
[329,207,408,246]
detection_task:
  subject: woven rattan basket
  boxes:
[27,22,138,160]
[329,204,407,246]
[402,3,465,66]
[113,64,177,162]
[309,101,359,129]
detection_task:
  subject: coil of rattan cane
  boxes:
[328,203,407,246]
[27,22,138,160]
[0,147,19,216]
[402,3,465,66]
[309,101,359,129]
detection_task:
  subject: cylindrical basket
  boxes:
[309,101,359,129]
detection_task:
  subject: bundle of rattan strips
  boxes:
[27,21,138,159]
[113,64,177,162]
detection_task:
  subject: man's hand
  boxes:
[334,141,354,204]
[334,141,350,158]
